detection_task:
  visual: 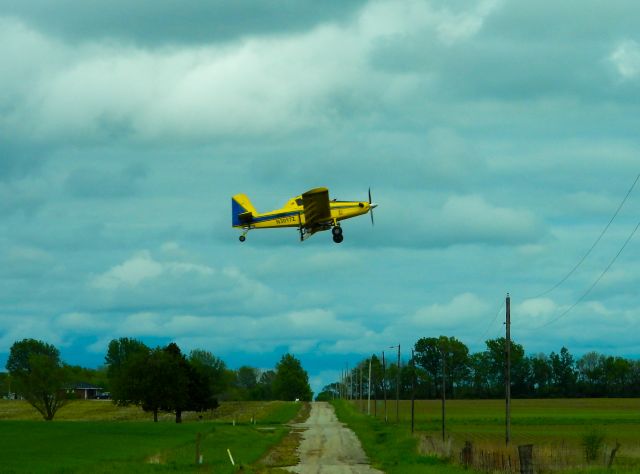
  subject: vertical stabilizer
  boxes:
[232,194,257,227]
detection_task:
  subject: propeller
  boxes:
[368,187,377,226]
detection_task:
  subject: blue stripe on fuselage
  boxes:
[250,210,300,224]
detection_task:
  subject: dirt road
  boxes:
[285,401,383,474]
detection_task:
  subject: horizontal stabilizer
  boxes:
[238,211,252,224]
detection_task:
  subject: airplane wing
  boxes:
[302,187,332,228]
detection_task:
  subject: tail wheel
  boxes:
[239,235,246,242]
[333,234,344,243]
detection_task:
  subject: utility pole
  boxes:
[359,365,363,412]
[367,357,372,415]
[441,345,446,443]
[350,366,354,401]
[382,351,387,423]
[506,293,511,447]
[411,349,415,434]
[396,344,401,423]
[346,363,350,400]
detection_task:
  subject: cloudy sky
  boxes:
[2,0,640,394]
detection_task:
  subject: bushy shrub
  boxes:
[581,429,605,462]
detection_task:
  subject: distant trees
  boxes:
[3,336,311,418]
[337,336,640,400]
[104,340,312,421]
[105,339,221,422]
[272,353,313,401]
[6,339,69,420]
[414,336,470,398]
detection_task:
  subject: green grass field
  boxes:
[340,398,640,473]
[0,400,302,473]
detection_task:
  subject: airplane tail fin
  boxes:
[232,194,257,227]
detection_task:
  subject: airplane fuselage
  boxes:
[239,198,373,230]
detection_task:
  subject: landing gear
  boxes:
[331,224,343,243]
[239,235,246,242]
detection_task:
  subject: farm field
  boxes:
[343,398,640,473]
[0,399,302,473]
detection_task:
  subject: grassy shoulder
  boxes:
[250,401,311,473]
[331,399,477,474]
[0,400,305,473]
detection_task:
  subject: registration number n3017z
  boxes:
[275,216,296,224]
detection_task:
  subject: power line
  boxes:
[531,172,640,299]
[534,217,640,329]
[474,299,505,345]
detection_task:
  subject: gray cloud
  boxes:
[0,1,367,46]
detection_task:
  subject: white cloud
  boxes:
[1,0,503,144]
[409,293,490,328]
[517,297,558,319]
[609,40,640,80]
[91,250,163,289]
[435,0,503,45]
[57,312,109,333]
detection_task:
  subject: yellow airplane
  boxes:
[232,188,377,243]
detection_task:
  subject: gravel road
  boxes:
[285,401,384,474]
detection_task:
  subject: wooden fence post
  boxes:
[461,441,473,468]
[518,444,534,474]
[195,432,202,464]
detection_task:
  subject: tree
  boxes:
[529,353,553,397]
[272,354,312,401]
[576,351,604,396]
[236,366,259,399]
[105,338,150,407]
[160,343,191,423]
[253,369,276,400]
[188,349,226,407]
[189,349,228,397]
[549,347,577,396]
[484,337,528,397]
[316,382,341,401]
[414,336,470,398]
[6,339,69,421]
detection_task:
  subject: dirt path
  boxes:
[285,401,383,474]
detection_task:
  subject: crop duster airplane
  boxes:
[232,188,377,243]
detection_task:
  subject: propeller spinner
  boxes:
[368,187,377,226]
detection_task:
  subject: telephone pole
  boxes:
[441,346,446,442]
[368,357,372,415]
[505,293,511,447]
[411,349,416,434]
[390,344,401,423]
[359,365,363,411]
[382,351,388,423]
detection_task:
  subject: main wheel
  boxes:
[333,234,344,243]
[332,226,343,236]
[239,235,246,242]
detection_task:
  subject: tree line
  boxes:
[2,338,312,421]
[318,336,640,401]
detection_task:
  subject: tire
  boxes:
[333,234,344,243]
[332,226,343,236]
[239,235,246,242]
